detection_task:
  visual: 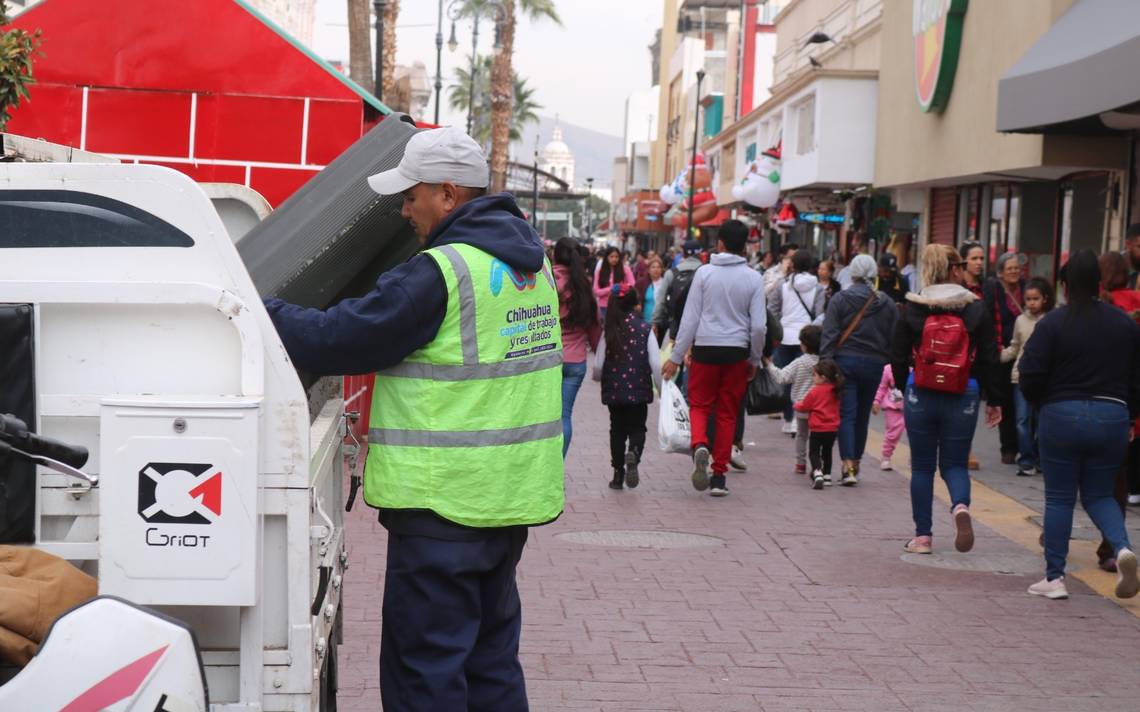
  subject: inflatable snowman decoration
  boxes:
[732,144,781,209]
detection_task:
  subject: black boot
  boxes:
[609,468,625,490]
[625,449,641,488]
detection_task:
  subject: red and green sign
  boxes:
[913,0,968,113]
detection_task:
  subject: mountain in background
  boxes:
[512,116,623,189]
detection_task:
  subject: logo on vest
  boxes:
[489,259,538,296]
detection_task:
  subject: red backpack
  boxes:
[913,313,974,393]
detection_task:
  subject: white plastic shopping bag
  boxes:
[658,378,692,454]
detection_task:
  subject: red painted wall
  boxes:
[7,0,379,207]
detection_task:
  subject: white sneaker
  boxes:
[811,470,824,490]
[1129,494,1140,506]
[1116,548,1139,599]
[1027,576,1069,600]
[781,421,797,435]
[880,458,893,471]
[729,446,747,472]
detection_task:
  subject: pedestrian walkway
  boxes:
[336,377,1140,711]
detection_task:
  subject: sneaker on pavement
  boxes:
[840,468,858,487]
[1027,577,1069,600]
[1116,548,1139,599]
[823,474,833,486]
[794,463,807,475]
[624,451,640,489]
[1099,557,1118,573]
[691,446,710,491]
[781,420,798,435]
[1128,494,1140,506]
[952,504,974,553]
[904,536,932,554]
[709,474,728,497]
[608,469,624,490]
[880,458,893,471]
[1016,467,1034,477]
[811,470,824,490]
[729,446,747,472]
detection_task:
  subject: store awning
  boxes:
[997,0,1140,133]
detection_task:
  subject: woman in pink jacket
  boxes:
[594,246,635,318]
[872,364,906,471]
[554,238,601,457]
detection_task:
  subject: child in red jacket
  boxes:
[794,359,844,490]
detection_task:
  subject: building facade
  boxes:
[874,0,1127,282]
[539,125,575,187]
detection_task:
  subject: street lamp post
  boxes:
[532,136,540,228]
[434,0,444,123]
[687,69,706,238]
[585,177,595,239]
[373,0,388,101]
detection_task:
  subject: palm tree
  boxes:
[381,0,399,100]
[346,0,372,90]
[458,0,560,192]
[449,56,542,151]
[0,0,41,131]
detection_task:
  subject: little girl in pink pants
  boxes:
[873,364,905,470]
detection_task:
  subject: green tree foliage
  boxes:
[448,55,541,150]
[0,1,41,131]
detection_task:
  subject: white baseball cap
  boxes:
[367,126,490,195]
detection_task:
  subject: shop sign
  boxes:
[800,212,845,225]
[913,0,968,113]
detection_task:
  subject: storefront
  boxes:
[874,0,1128,283]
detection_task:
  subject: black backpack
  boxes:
[664,267,696,338]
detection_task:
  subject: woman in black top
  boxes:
[891,244,1003,556]
[983,252,1026,463]
[1018,249,1140,601]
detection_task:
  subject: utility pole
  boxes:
[687,69,705,238]
[434,0,444,123]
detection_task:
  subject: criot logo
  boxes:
[489,258,537,296]
[138,463,223,525]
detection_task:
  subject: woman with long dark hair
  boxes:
[593,246,635,318]
[554,238,600,457]
[1019,249,1140,600]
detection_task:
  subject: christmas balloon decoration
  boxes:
[670,153,719,230]
[731,144,781,209]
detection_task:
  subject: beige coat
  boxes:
[0,546,97,666]
[1000,311,1042,384]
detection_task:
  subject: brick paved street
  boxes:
[336,377,1140,711]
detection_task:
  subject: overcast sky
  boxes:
[312,0,663,137]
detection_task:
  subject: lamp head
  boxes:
[805,32,834,46]
[448,22,458,52]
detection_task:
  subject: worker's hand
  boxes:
[985,405,1002,428]
[683,352,692,368]
[747,364,758,381]
[662,360,678,381]
[871,403,881,415]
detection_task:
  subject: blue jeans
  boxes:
[561,361,587,458]
[905,383,979,537]
[836,354,887,461]
[772,344,800,422]
[1013,388,1038,470]
[1039,399,1131,581]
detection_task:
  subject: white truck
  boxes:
[0,140,404,708]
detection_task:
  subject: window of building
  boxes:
[793,95,815,156]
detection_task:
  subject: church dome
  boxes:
[541,126,573,161]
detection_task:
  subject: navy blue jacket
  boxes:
[265,193,546,376]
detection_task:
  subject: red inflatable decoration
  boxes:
[670,154,719,230]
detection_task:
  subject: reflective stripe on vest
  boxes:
[363,242,565,529]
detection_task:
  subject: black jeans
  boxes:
[608,403,648,470]
[809,431,837,475]
[380,529,530,712]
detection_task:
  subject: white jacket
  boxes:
[768,273,826,344]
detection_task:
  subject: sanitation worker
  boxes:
[264,126,564,711]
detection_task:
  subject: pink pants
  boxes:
[882,409,905,459]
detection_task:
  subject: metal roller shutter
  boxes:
[929,187,957,245]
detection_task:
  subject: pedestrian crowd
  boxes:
[556,222,1140,603]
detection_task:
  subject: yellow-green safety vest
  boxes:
[364,242,565,528]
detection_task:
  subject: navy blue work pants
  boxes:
[379,528,530,712]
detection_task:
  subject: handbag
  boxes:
[746,368,790,416]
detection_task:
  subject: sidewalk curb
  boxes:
[866,428,1140,617]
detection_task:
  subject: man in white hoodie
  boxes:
[663,221,766,496]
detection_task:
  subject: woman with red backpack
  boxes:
[891,244,1004,555]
